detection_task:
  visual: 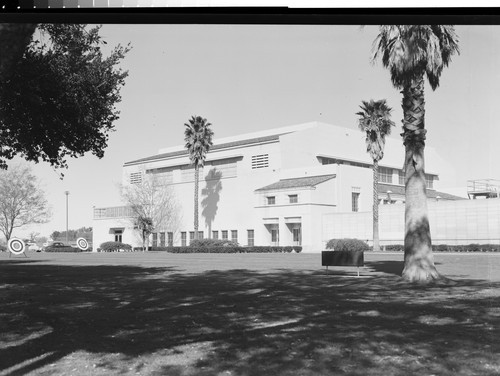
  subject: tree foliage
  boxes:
[356,99,395,163]
[0,24,130,171]
[0,164,51,240]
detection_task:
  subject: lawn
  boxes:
[1,251,500,376]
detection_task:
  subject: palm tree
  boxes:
[356,99,395,253]
[372,25,459,282]
[184,115,214,241]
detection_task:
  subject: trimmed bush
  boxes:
[189,238,239,247]
[325,239,369,252]
[380,244,500,252]
[44,246,82,253]
[150,246,302,253]
[99,241,132,252]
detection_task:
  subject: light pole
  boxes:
[65,191,69,244]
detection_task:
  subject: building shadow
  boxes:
[201,168,223,237]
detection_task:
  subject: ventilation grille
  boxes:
[251,154,269,169]
[129,172,143,185]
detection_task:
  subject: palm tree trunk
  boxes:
[373,159,380,252]
[400,77,440,282]
[194,165,199,240]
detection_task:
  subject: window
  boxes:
[289,194,298,204]
[212,231,219,239]
[251,154,269,169]
[352,192,360,212]
[181,165,203,182]
[271,229,279,245]
[146,167,174,185]
[160,232,165,247]
[114,230,123,243]
[129,172,142,185]
[399,170,405,185]
[167,232,173,247]
[189,231,195,243]
[152,233,158,247]
[231,230,238,243]
[205,158,238,179]
[198,231,204,240]
[379,167,393,184]
[267,196,276,205]
[222,230,228,240]
[426,175,434,189]
[247,230,254,246]
[292,227,301,245]
[181,232,187,246]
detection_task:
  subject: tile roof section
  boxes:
[124,134,280,166]
[255,174,336,192]
[378,183,466,201]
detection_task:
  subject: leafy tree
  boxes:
[372,25,459,282]
[0,165,51,241]
[184,116,214,240]
[0,24,130,172]
[51,231,61,241]
[122,170,180,250]
[356,99,395,252]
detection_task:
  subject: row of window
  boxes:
[151,230,256,247]
[379,167,434,189]
[130,154,272,185]
[321,157,434,189]
[267,194,298,205]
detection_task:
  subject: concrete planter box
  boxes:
[322,250,364,276]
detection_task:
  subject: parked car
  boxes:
[28,243,42,252]
[42,241,67,251]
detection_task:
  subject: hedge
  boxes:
[150,246,302,253]
[381,244,500,252]
[189,238,239,247]
[325,239,370,252]
[98,241,133,252]
[44,246,83,253]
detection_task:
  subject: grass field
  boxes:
[1,251,500,375]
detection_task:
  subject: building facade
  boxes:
[93,122,460,252]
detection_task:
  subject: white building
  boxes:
[93,121,463,252]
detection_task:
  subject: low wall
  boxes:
[322,198,500,246]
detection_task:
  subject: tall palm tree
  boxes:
[356,99,395,253]
[184,115,214,241]
[372,25,459,282]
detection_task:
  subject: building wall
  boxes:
[93,122,459,252]
[322,198,500,246]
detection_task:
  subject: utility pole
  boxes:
[65,191,69,244]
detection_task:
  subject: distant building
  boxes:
[93,121,466,252]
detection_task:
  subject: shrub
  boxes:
[44,246,82,253]
[379,244,500,252]
[190,238,239,247]
[99,241,132,252]
[325,238,369,252]
[152,246,302,253]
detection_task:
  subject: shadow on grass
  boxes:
[1,261,500,375]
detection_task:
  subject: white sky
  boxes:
[15,24,500,239]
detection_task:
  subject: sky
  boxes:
[13,23,500,240]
